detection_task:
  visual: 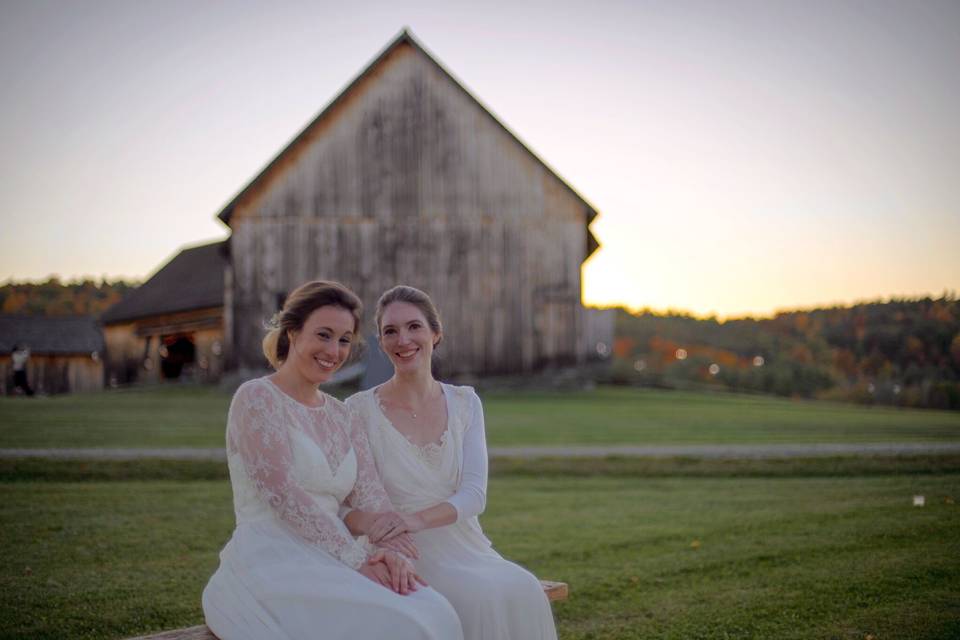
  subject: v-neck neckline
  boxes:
[289,428,357,479]
[372,382,450,450]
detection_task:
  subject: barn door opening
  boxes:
[160,335,196,380]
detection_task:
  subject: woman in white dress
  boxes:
[202,280,463,640]
[345,285,558,640]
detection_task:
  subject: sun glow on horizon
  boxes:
[1,2,958,319]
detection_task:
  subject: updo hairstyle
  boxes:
[375,285,443,348]
[262,280,363,370]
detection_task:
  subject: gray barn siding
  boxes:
[228,42,589,376]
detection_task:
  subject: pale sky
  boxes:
[1,0,958,318]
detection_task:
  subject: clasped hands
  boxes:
[358,511,427,595]
[359,548,426,595]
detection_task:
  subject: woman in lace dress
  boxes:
[202,281,463,640]
[345,285,557,640]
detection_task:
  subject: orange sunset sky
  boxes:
[1,1,958,318]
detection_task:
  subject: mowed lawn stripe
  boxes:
[483,388,960,445]
[1,386,958,449]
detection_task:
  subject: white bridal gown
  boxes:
[202,377,463,640]
[347,384,558,640]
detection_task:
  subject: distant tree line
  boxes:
[0,278,138,318]
[606,295,960,410]
[4,278,958,409]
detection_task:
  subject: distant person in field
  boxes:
[345,285,558,640]
[11,344,34,396]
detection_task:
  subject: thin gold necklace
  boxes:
[391,380,439,420]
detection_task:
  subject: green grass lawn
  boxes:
[1,385,958,449]
[2,463,959,640]
[0,386,229,449]
[483,387,960,445]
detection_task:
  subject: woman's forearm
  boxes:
[353,500,460,539]
[413,502,458,530]
[343,509,377,536]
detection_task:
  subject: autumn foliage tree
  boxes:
[608,295,960,410]
[0,278,138,318]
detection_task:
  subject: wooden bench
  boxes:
[539,579,569,602]
[127,580,568,639]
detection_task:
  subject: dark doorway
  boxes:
[160,335,196,380]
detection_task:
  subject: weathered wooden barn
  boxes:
[101,242,227,385]
[104,30,601,383]
[219,29,599,377]
[0,315,104,395]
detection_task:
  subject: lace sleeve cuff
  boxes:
[342,534,376,570]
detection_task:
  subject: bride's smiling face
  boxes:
[285,305,356,385]
[379,301,440,374]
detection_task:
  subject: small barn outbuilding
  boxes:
[0,315,105,395]
[101,242,227,385]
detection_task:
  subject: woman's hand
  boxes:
[366,511,405,542]
[369,511,426,542]
[376,532,419,559]
[367,549,427,595]
[358,561,394,590]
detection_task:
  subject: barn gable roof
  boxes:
[100,241,226,325]
[215,28,600,258]
[0,315,104,355]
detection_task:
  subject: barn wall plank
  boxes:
[228,44,592,376]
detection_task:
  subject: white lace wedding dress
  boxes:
[347,384,557,640]
[202,377,463,640]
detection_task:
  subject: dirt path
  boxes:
[2,442,959,461]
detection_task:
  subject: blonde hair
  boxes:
[262,280,363,370]
[375,285,443,347]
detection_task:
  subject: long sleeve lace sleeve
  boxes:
[343,408,394,513]
[446,390,488,522]
[227,384,372,569]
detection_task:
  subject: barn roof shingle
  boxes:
[100,241,226,324]
[0,315,105,355]
[215,29,600,258]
